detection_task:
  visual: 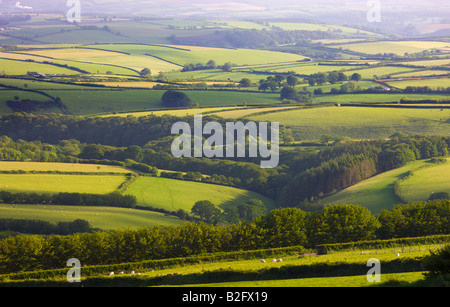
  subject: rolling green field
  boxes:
[125,176,276,212]
[322,160,427,213]
[249,105,450,140]
[0,174,126,194]
[398,158,450,203]
[0,204,183,229]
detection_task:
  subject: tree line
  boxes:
[0,218,92,236]
[0,191,137,208]
[0,200,448,274]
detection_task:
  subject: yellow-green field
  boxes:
[398,158,450,203]
[99,106,244,118]
[322,160,427,213]
[249,105,450,140]
[386,77,450,89]
[0,161,130,173]
[125,176,276,212]
[333,41,450,55]
[0,174,126,194]
[180,271,426,287]
[0,204,183,229]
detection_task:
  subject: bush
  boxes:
[422,245,450,277]
[161,90,194,108]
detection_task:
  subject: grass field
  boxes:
[249,105,450,140]
[322,160,427,213]
[386,77,450,89]
[39,89,281,115]
[100,106,245,118]
[0,58,78,75]
[0,174,126,194]
[398,158,450,203]
[181,271,426,287]
[125,176,276,212]
[0,204,183,229]
[82,44,308,66]
[344,66,416,78]
[313,93,450,104]
[133,246,438,287]
[0,161,131,173]
[333,41,450,56]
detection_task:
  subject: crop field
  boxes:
[44,89,281,115]
[35,29,136,44]
[0,161,131,173]
[332,41,450,55]
[17,47,181,74]
[125,176,276,212]
[0,58,77,75]
[212,106,300,119]
[267,22,382,37]
[343,66,417,79]
[392,70,450,78]
[401,58,450,67]
[249,106,450,140]
[0,204,183,229]
[322,160,427,213]
[313,93,450,104]
[386,77,450,89]
[0,174,126,194]
[398,158,450,203]
[82,44,308,66]
[267,64,361,75]
[100,106,244,118]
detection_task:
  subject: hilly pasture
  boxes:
[397,158,450,203]
[322,160,427,213]
[125,176,276,213]
[249,105,450,140]
[0,204,183,229]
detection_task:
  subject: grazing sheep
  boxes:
[277,259,283,262]
[131,271,135,275]
[396,253,400,257]
[119,271,124,275]
[109,272,114,276]
[260,259,266,263]
[271,259,277,263]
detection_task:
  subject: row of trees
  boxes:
[0,218,92,236]
[1,200,448,273]
[0,191,137,208]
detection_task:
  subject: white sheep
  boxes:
[277,259,283,262]
[260,259,266,263]
[109,272,114,276]
[271,259,277,263]
[119,271,124,275]
[130,271,135,275]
